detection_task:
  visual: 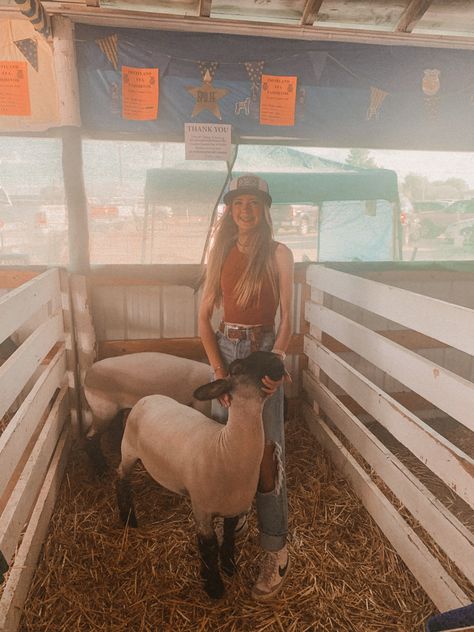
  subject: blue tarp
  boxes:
[76,24,474,150]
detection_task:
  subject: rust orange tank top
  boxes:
[221,244,278,326]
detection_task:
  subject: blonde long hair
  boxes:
[203,203,279,309]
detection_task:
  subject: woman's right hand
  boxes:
[214,367,231,407]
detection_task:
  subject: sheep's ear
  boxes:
[193,379,230,401]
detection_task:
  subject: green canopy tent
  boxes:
[143,158,401,261]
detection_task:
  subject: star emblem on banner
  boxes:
[186,70,228,120]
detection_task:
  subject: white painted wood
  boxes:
[163,286,196,338]
[305,302,474,432]
[28,5,474,50]
[0,346,66,498]
[0,424,71,632]
[304,336,474,508]
[59,269,81,438]
[0,313,64,421]
[0,386,68,567]
[52,16,81,126]
[303,370,474,584]
[91,286,126,340]
[125,286,163,339]
[0,269,60,345]
[306,266,474,355]
[302,404,470,612]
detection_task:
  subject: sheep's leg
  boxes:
[116,461,138,528]
[220,515,239,577]
[195,513,224,599]
[84,434,108,477]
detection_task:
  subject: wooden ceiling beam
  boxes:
[85,0,100,7]
[198,0,212,18]
[301,0,324,26]
[396,0,434,33]
[3,3,474,51]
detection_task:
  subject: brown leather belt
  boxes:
[219,322,274,351]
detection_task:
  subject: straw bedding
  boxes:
[18,416,438,632]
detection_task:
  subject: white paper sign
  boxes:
[185,123,232,161]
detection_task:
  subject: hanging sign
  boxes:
[259,74,297,126]
[184,123,231,161]
[0,61,31,116]
[122,66,159,120]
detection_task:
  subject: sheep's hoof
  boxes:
[204,578,225,599]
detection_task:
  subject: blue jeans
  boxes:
[212,330,288,552]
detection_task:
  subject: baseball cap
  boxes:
[223,174,272,206]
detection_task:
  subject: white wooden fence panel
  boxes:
[0,386,68,567]
[0,312,64,421]
[303,370,474,584]
[306,302,474,432]
[307,266,474,355]
[0,269,60,344]
[302,404,470,612]
[0,424,71,632]
[0,345,66,498]
[305,336,474,509]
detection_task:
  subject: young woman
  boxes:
[198,174,294,601]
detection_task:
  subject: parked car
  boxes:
[410,199,474,240]
[271,203,319,235]
[438,217,474,248]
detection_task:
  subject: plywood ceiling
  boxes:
[2,0,474,48]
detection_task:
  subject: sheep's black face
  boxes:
[228,351,285,383]
[193,352,285,402]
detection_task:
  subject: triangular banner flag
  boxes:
[244,61,264,92]
[197,61,219,81]
[14,38,38,72]
[307,51,328,82]
[366,86,389,120]
[96,34,118,71]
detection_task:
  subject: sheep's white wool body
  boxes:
[83,352,211,436]
[120,388,265,519]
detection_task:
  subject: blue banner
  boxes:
[76,25,474,150]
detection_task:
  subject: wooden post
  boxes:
[307,265,325,416]
[69,275,96,432]
[52,16,90,273]
[59,269,81,438]
[61,128,90,273]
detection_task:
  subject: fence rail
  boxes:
[0,269,72,632]
[304,263,474,611]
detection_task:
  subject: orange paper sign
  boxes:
[259,74,297,127]
[122,66,159,121]
[0,61,31,117]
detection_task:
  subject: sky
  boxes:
[306,147,474,189]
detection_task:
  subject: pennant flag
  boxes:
[244,61,264,100]
[307,51,328,82]
[197,61,219,81]
[96,34,119,71]
[14,0,50,38]
[366,86,388,120]
[14,38,38,72]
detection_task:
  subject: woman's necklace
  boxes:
[236,238,249,252]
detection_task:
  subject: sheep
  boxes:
[82,352,212,474]
[115,350,286,599]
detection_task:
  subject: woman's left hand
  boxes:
[261,375,284,395]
